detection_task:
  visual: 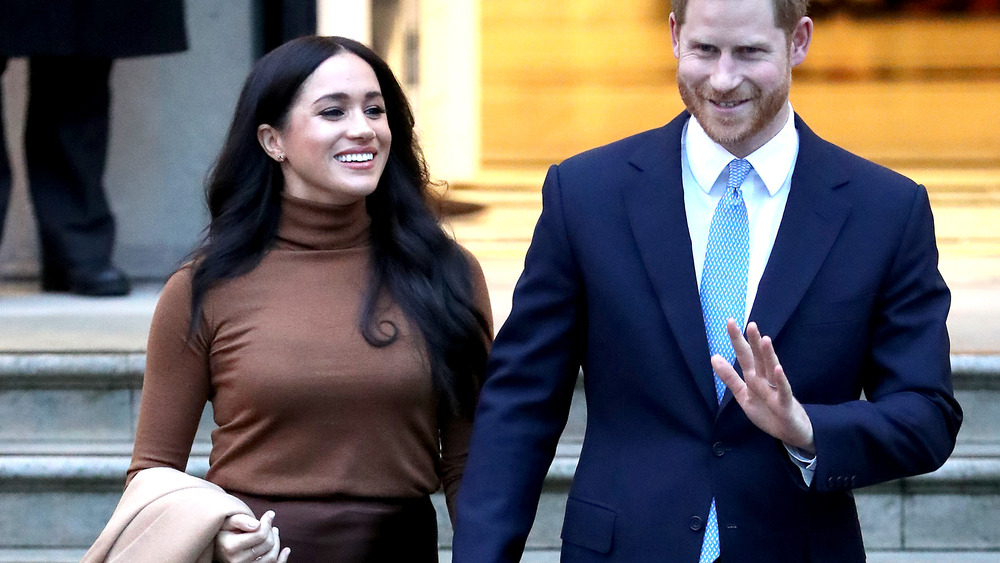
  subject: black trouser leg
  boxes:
[25,55,116,278]
[0,57,12,247]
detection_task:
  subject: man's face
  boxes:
[670,0,811,157]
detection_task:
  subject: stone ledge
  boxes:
[0,549,86,563]
[2,548,996,563]
[0,455,208,489]
[0,353,997,392]
[953,354,1000,390]
[0,354,144,388]
[860,456,1000,494]
[542,454,1000,490]
[3,452,999,492]
[0,441,212,457]
[440,550,1000,563]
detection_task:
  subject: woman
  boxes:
[127,36,492,562]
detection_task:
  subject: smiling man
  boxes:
[452,0,962,561]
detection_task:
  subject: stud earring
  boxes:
[276,154,285,162]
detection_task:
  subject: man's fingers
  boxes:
[745,321,762,347]
[713,354,745,395]
[745,322,768,383]
[740,323,783,393]
[758,336,782,390]
[726,318,754,375]
[770,363,793,396]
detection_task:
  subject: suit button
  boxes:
[712,442,727,457]
[850,476,857,487]
[690,516,703,531]
[827,477,835,488]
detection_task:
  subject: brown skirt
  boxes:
[232,492,439,563]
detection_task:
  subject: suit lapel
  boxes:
[622,113,719,412]
[622,114,851,413]
[749,116,852,343]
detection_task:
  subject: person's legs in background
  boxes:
[0,57,12,246]
[25,55,129,296]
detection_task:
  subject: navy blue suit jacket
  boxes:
[453,113,962,562]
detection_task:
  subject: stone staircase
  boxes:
[0,352,210,563]
[1,350,998,562]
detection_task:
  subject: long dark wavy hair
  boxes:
[188,36,490,419]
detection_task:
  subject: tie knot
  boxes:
[728,158,752,193]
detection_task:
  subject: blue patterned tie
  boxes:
[697,158,751,563]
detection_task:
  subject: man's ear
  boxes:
[257,123,285,162]
[789,16,813,67]
[669,12,682,59]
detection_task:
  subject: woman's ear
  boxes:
[257,124,286,163]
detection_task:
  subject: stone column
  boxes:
[417,0,481,183]
[317,0,372,44]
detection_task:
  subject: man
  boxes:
[0,1,187,295]
[453,0,962,561]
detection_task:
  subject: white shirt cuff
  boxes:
[784,444,817,487]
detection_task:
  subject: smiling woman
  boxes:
[117,36,493,563]
[256,53,392,205]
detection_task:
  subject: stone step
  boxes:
[0,552,972,563]
[442,453,1000,553]
[2,353,997,451]
[1,353,998,555]
[0,353,214,458]
[0,550,87,563]
[443,552,1000,563]
[5,448,999,554]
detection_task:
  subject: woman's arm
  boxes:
[440,248,494,521]
[128,267,213,485]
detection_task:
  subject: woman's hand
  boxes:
[214,510,291,562]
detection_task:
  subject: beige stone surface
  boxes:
[1,171,997,354]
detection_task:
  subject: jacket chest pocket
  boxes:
[794,293,875,327]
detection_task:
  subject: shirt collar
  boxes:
[685,104,798,197]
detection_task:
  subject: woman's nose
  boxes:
[347,114,376,140]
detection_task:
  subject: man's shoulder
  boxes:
[796,115,919,191]
[558,112,688,172]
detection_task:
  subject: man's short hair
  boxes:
[671,0,810,35]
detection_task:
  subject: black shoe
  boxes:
[42,264,131,296]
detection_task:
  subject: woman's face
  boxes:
[261,52,392,205]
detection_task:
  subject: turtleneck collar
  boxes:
[276,192,371,251]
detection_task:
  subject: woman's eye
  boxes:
[320,108,345,118]
[365,106,387,118]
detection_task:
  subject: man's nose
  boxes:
[709,53,743,93]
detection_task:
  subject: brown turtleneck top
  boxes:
[128,193,492,518]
